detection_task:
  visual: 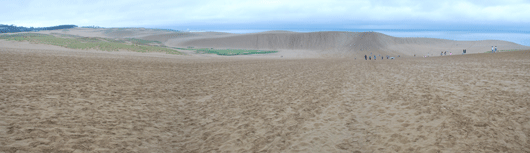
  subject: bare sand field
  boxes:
[25,28,530,58]
[174,31,530,57]
[1,45,530,152]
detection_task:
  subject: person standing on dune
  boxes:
[495,46,497,53]
[365,55,367,60]
[369,56,371,60]
[374,55,376,60]
[492,46,494,53]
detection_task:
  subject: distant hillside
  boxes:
[0,24,77,33]
[176,31,530,56]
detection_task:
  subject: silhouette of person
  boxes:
[495,46,497,53]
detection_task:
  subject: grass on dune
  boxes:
[125,38,163,46]
[175,47,278,56]
[0,33,182,54]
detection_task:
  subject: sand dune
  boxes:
[175,31,530,57]
[2,29,530,152]
[20,28,530,58]
[1,47,530,152]
[33,27,181,39]
[141,32,234,45]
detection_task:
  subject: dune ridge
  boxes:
[174,31,530,57]
[25,28,530,57]
[2,28,530,152]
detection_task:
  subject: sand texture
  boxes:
[34,28,179,39]
[1,46,530,152]
[175,31,530,57]
[19,28,530,58]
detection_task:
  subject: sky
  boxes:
[2,0,530,31]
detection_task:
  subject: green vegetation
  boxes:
[198,49,277,56]
[174,47,198,50]
[175,47,278,56]
[126,38,162,46]
[0,33,181,54]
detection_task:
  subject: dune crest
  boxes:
[175,31,530,57]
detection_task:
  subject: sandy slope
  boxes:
[1,45,530,152]
[1,29,530,152]
[13,28,530,58]
[34,27,180,39]
[175,31,530,57]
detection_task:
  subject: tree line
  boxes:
[0,24,78,33]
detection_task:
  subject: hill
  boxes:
[173,31,530,57]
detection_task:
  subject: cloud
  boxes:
[1,0,529,28]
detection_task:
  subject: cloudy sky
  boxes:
[2,0,530,30]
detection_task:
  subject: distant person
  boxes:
[369,56,371,60]
[492,46,494,53]
[450,52,452,55]
[365,55,367,60]
[374,55,376,60]
[495,46,497,53]
[382,56,383,60]
[444,51,447,55]
[441,51,443,56]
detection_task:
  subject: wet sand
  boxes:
[1,48,530,152]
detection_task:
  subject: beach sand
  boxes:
[1,44,530,152]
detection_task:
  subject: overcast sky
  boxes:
[2,0,529,30]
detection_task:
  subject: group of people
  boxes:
[364,55,376,60]
[362,46,499,60]
[492,46,497,53]
[422,51,452,58]
[364,54,394,60]
[440,51,451,56]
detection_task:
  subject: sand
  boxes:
[20,28,530,58]
[1,29,530,152]
[25,28,530,58]
[1,43,530,152]
[175,31,530,57]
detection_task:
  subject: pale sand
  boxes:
[175,31,530,57]
[34,27,177,39]
[18,28,530,58]
[1,30,530,152]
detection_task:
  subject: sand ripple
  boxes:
[1,49,530,152]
